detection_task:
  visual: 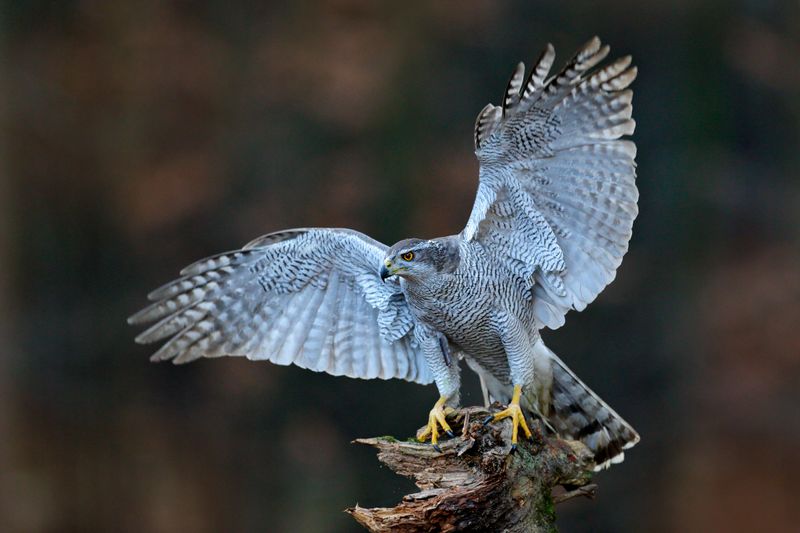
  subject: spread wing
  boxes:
[128,228,431,383]
[464,37,638,329]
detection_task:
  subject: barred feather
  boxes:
[470,340,639,471]
[502,62,526,115]
[129,228,431,384]
[522,43,556,100]
[468,36,638,329]
[536,342,639,471]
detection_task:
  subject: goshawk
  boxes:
[130,37,640,470]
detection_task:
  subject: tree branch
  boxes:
[346,406,597,532]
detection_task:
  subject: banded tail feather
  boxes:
[470,340,639,471]
[535,341,639,471]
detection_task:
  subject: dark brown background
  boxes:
[2,1,799,531]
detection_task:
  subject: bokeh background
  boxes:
[2,1,799,531]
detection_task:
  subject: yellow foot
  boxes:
[483,385,532,448]
[417,396,455,451]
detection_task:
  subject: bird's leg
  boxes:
[413,325,460,451]
[484,385,532,448]
[417,395,455,451]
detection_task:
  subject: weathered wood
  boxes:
[347,406,597,532]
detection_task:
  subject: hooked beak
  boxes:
[380,263,391,282]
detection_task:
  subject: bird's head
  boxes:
[380,237,459,282]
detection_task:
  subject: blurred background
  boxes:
[1,1,799,531]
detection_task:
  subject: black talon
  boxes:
[445,430,454,438]
[482,415,495,426]
[510,443,517,453]
[432,443,442,453]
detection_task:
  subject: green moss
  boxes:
[534,492,558,533]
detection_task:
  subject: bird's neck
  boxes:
[400,276,436,301]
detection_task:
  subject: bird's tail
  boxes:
[468,340,640,470]
[527,341,640,470]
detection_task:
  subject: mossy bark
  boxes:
[347,406,596,532]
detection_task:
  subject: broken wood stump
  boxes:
[347,406,597,532]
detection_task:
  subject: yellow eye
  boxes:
[401,251,415,261]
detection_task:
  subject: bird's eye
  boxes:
[401,252,415,261]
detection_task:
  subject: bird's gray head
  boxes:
[380,237,459,282]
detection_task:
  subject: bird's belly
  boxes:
[417,295,508,371]
[450,324,510,383]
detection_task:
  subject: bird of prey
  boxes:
[129,37,640,470]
